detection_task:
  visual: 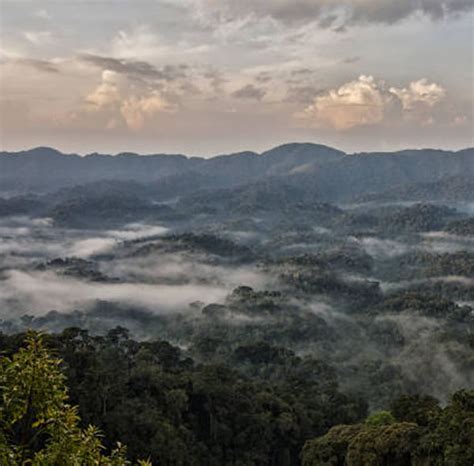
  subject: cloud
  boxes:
[120,93,171,130]
[34,9,52,20]
[23,31,53,46]
[291,68,313,76]
[377,313,473,401]
[344,0,473,25]
[84,69,175,130]
[10,58,58,73]
[102,252,269,289]
[299,75,391,129]
[110,25,211,61]
[354,236,413,258]
[0,270,229,316]
[232,84,266,100]
[342,56,360,64]
[190,0,473,28]
[79,54,187,82]
[0,219,270,317]
[389,79,446,110]
[255,72,272,83]
[69,238,118,258]
[203,69,228,94]
[69,224,169,257]
[299,75,446,129]
[285,85,321,103]
[86,70,122,108]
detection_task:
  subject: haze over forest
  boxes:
[1,142,474,464]
[0,1,473,465]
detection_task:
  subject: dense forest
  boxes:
[1,331,472,465]
[0,144,473,464]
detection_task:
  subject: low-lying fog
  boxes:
[1,200,473,407]
[0,217,271,317]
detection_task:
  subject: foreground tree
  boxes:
[302,391,474,466]
[0,332,150,465]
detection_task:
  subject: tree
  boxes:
[0,332,150,465]
[301,424,363,466]
[419,389,474,465]
[390,394,441,426]
[364,410,396,427]
[302,391,474,466]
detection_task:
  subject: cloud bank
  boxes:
[190,0,473,28]
[299,75,448,129]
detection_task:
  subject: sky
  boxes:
[0,0,473,156]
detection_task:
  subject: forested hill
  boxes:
[1,144,473,200]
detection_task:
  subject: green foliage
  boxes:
[364,410,396,427]
[0,328,367,465]
[301,424,362,466]
[419,389,474,465]
[390,394,441,426]
[346,422,421,466]
[302,390,474,466]
[0,332,150,465]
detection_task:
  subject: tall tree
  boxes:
[0,332,150,465]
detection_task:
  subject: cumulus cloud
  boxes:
[86,70,122,108]
[119,93,171,130]
[299,75,391,129]
[390,79,446,110]
[84,69,175,130]
[299,75,446,129]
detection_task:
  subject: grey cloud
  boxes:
[285,85,321,103]
[347,0,473,25]
[255,72,272,83]
[291,68,313,76]
[79,54,187,81]
[232,84,266,100]
[342,56,361,64]
[204,69,228,94]
[10,58,59,73]
[317,13,339,29]
[196,0,473,27]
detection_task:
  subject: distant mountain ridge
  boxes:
[1,143,473,201]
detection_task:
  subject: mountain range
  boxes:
[1,143,473,203]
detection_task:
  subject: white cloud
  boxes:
[111,27,167,59]
[299,75,446,129]
[389,78,446,110]
[35,9,52,20]
[0,270,229,316]
[86,70,122,108]
[84,69,175,130]
[23,31,53,46]
[120,93,171,130]
[299,75,391,129]
[110,25,211,61]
